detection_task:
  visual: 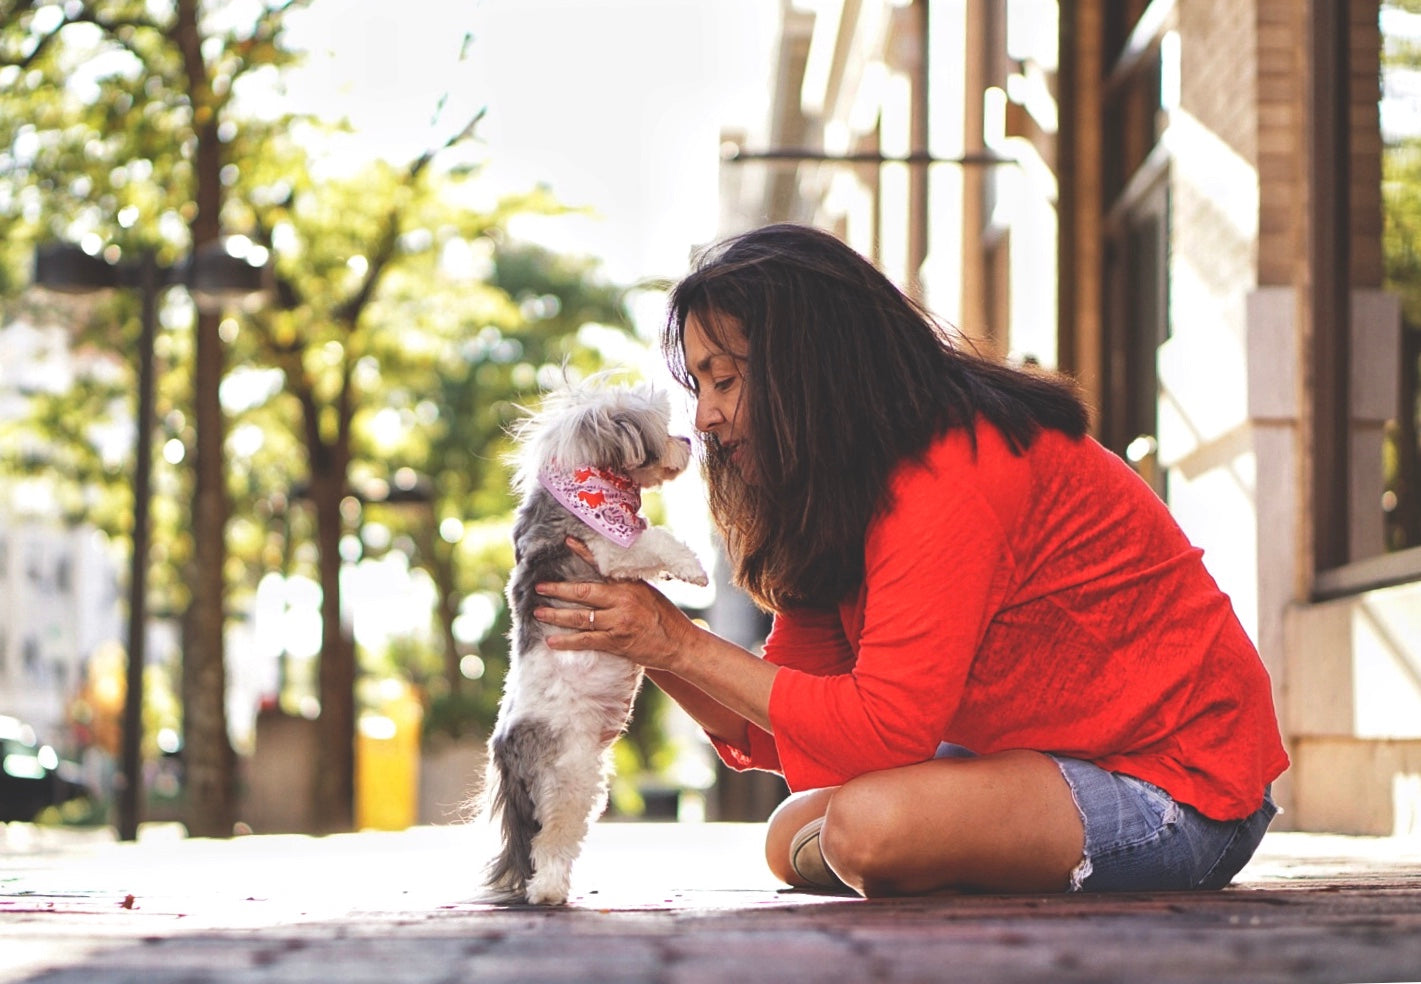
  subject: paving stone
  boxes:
[2,824,1419,984]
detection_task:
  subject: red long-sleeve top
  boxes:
[710,421,1289,821]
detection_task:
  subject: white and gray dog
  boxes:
[479,378,707,905]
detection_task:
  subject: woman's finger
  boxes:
[536,579,599,604]
[564,536,597,566]
[533,604,595,630]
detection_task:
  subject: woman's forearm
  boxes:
[653,626,778,737]
[644,668,751,749]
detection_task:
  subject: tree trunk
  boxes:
[179,564,234,836]
[310,469,355,832]
[176,0,235,839]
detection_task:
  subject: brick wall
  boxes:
[1252,0,1384,289]
[1182,0,1259,164]
[1350,0,1384,287]
[1256,0,1303,287]
[1175,0,1260,305]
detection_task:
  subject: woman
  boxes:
[533,223,1288,897]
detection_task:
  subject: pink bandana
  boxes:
[538,464,647,547]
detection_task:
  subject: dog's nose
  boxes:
[674,436,691,450]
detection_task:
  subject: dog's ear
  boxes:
[613,409,650,466]
[606,409,651,470]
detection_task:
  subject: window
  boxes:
[1382,3,1421,553]
[1098,1,1172,494]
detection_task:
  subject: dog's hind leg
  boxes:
[479,718,552,903]
[525,733,614,905]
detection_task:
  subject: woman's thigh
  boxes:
[815,749,1085,896]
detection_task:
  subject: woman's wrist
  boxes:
[663,630,778,735]
[656,617,704,675]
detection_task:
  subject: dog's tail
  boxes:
[477,717,552,903]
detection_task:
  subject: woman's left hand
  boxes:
[532,538,699,672]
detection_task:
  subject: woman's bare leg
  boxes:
[765,750,1085,897]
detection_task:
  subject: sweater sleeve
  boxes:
[765,459,1017,791]
[706,607,855,776]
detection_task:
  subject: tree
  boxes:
[3,0,643,834]
[228,121,631,827]
[2,0,318,837]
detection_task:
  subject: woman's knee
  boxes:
[818,775,911,892]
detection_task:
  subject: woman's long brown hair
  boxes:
[664,224,1088,612]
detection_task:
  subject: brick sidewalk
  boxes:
[2,823,1419,983]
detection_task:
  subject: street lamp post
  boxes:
[32,238,269,841]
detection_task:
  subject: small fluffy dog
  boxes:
[479,379,707,905]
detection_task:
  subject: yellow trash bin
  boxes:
[355,686,424,831]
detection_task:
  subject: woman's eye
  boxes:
[713,376,736,392]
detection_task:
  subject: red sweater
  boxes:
[711,421,1289,821]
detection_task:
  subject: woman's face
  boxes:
[683,311,751,475]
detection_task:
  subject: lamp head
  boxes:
[32,243,120,294]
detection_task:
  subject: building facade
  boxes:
[0,319,125,749]
[720,0,1420,835]
[0,515,122,745]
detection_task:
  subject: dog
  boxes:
[478,378,708,905]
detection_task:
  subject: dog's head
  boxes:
[512,378,693,492]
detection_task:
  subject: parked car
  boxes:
[0,715,90,823]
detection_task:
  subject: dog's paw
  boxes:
[620,564,708,586]
[525,877,571,906]
[664,562,709,586]
[655,554,708,586]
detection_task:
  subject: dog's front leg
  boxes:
[587,529,708,585]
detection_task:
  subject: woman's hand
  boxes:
[533,537,699,672]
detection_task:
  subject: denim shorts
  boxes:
[934,743,1278,892]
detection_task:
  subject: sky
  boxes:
[277,0,780,298]
[1383,5,1421,140]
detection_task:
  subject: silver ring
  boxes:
[588,610,595,629]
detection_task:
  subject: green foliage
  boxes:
[422,684,503,744]
[1385,140,1421,325]
[2,1,654,762]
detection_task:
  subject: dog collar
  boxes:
[538,464,647,548]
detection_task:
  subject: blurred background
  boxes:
[1,0,1418,843]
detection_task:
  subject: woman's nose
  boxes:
[694,396,723,433]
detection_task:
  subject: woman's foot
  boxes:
[788,817,851,892]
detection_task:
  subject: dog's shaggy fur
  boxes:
[478,380,707,905]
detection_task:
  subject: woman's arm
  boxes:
[644,669,750,747]
[647,630,778,736]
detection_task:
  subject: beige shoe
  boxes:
[788,817,850,892]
